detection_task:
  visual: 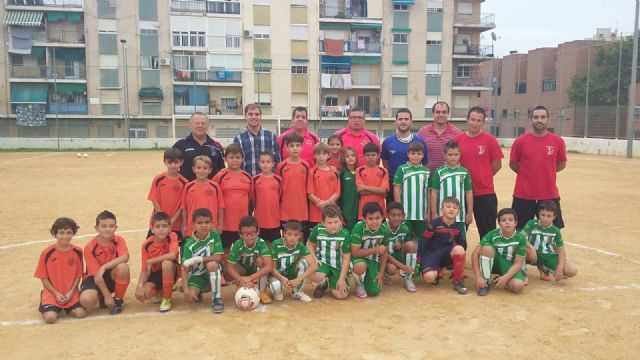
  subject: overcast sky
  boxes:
[482,0,637,56]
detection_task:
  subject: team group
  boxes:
[34,102,577,323]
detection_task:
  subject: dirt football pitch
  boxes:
[0,150,638,359]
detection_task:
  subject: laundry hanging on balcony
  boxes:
[16,105,46,127]
[342,74,352,90]
[324,39,344,56]
[8,26,33,54]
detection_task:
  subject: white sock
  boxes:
[405,253,417,279]
[269,280,282,298]
[479,255,494,283]
[354,272,365,286]
[257,268,267,292]
[294,260,308,293]
[209,269,221,300]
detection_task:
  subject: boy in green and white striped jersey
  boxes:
[522,200,577,282]
[307,204,352,300]
[383,202,418,293]
[269,221,317,302]
[393,141,431,240]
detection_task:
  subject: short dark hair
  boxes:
[259,151,274,161]
[363,142,379,155]
[239,216,258,230]
[441,196,460,208]
[467,106,486,121]
[244,103,261,114]
[151,211,171,225]
[443,140,460,154]
[50,217,79,236]
[362,201,383,218]
[192,208,212,222]
[322,204,343,220]
[347,107,365,117]
[164,148,183,162]
[408,142,424,153]
[531,105,549,118]
[291,106,308,119]
[225,143,244,157]
[284,131,304,146]
[395,108,412,120]
[431,101,450,113]
[497,208,518,223]
[96,210,116,226]
[387,201,404,214]
[283,220,303,233]
[538,200,558,216]
[327,134,342,145]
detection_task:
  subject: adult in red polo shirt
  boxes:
[334,107,380,165]
[454,106,504,239]
[417,101,461,171]
[278,106,320,165]
[510,105,567,229]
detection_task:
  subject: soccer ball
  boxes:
[234,287,260,311]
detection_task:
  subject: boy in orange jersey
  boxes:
[356,142,389,219]
[79,211,130,315]
[307,142,340,230]
[213,143,254,249]
[35,218,86,324]
[181,155,225,238]
[276,132,311,238]
[147,148,188,244]
[135,212,180,312]
[253,151,282,243]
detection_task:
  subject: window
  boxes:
[129,128,148,139]
[542,79,556,92]
[291,65,308,74]
[393,33,408,44]
[457,2,473,15]
[100,69,119,88]
[225,35,240,49]
[139,0,157,21]
[392,77,408,95]
[142,102,161,116]
[172,31,205,47]
[427,7,443,13]
[394,4,408,11]
[325,96,338,106]
[98,32,117,55]
[254,64,272,73]
[97,0,116,19]
[141,56,160,69]
[515,82,527,94]
[426,40,442,45]
[101,104,120,116]
[357,96,370,114]
[254,33,271,39]
[455,65,472,78]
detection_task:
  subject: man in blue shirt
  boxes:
[233,103,281,176]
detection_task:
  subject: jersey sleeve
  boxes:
[180,238,194,266]
[392,166,403,186]
[355,167,364,187]
[169,233,180,255]
[212,171,222,184]
[214,183,226,209]
[307,168,316,196]
[299,243,311,257]
[308,224,319,244]
[341,233,352,254]
[557,136,567,163]
[555,228,564,248]
[74,247,84,277]
[429,169,440,190]
[34,248,49,279]
[332,170,341,197]
[258,241,271,257]
[147,176,159,202]
[510,138,521,164]
[116,236,129,256]
[489,137,504,161]
[515,233,527,257]
[479,231,493,247]
[381,168,390,192]
[350,222,363,246]
[521,219,535,237]
[227,241,240,264]
[140,240,150,273]
[381,226,392,247]
[83,242,100,276]
[209,232,224,255]
[380,139,390,161]
[464,169,472,191]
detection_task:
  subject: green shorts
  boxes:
[281,264,299,280]
[535,252,559,272]
[188,272,211,291]
[492,255,526,282]
[405,220,426,241]
[352,258,381,296]
[317,262,349,290]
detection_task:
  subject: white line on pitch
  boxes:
[565,241,640,266]
[2,153,61,165]
[533,283,640,293]
[0,229,148,251]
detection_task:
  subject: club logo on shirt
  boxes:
[546,146,555,155]
[389,149,396,155]
[67,258,76,267]
[361,140,368,145]
[173,184,181,192]
[205,189,214,196]
[478,145,486,155]
[306,139,313,145]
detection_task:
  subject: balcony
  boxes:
[173,68,242,84]
[453,44,493,59]
[9,64,86,80]
[453,13,496,31]
[175,105,209,114]
[32,29,85,45]
[207,0,239,15]
[48,102,87,114]
[319,39,381,54]
[6,0,83,8]
[352,71,380,87]
[320,2,369,20]
[171,0,205,13]
[452,75,491,91]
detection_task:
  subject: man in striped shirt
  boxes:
[417,101,461,172]
[234,103,280,176]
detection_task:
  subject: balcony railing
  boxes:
[173,68,242,83]
[351,71,380,87]
[452,75,491,88]
[175,105,209,114]
[319,39,382,54]
[320,4,369,19]
[48,103,87,114]
[453,44,493,57]
[171,0,206,12]
[6,0,83,7]
[9,64,86,80]
[207,0,239,14]
[32,29,85,44]
[454,13,495,27]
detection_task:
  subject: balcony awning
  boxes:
[3,11,44,26]
[351,23,382,29]
[352,57,381,64]
[138,87,164,99]
[53,48,85,61]
[321,55,351,67]
[10,84,48,103]
[52,83,86,93]
[291,58,309,63]
[393,0,415,4]
[253,58,272,64]
[391,28,412,33]
[320,22,349,30]
[47,12,83,23]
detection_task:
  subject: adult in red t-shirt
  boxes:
[334,107,381,166]
[509,105,567,229]
[454,107,504,239]
[278,107,320,165]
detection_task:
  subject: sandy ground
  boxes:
[0,150,639,359]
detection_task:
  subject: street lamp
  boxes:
[120,38,131,149]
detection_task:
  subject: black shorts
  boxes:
[511,197,564,230]
[420,243,455,274]
[39,301,82,314]
[80,270,114,294]
[259,227,281,242]
[147,271,163,289]
[220,230,238,249]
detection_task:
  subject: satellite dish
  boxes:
[491,32,497,41]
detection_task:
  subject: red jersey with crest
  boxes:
[84,235,129,278]
[276,160,310,221]
[147,172,188,231]
[182,180,226,236]
[307,167,341,222]
[454,132,504,196]
[355,165,389,219]
[140,232,180,273]
[34,244,84,307]
[253,173,282,229]
[213,169,253,232]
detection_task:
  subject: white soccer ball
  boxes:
[234,287,260,311]
[83,153,89,158]
[76,152,82,158]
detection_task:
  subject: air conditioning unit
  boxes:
[160,58,171,66]
[243,30,252,38]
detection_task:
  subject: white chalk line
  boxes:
[0,229,148,250]
[565,241,640,266]
[2,152,61,165]
[533,283,640,293]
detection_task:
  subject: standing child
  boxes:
[181,155,225,238]
[225,216,273,304]
[356,143,389,219]
[326,134,342,170]
[276,132,310,237]
[269,221,317,302]
[351,202,392,299]
[35,218,86,324]
[213,143,254,249]
[181,208,225,313]
[253,151,282,243]
[418,197,468,295]
[308,142,340,230]
[522,200,577,281]
[429,140,473,247]
[384,202,418,292]
[471,208,527,296]
[147,148,188,244]
[338,146,360,231]
[393,141,430,240]
[79,210,130,315]
[307,205,352,300]
[135,212,179,312]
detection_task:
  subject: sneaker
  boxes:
[404,278,417,293]
[292,291,312,302]
[110,298,124,315]
[159,298,172,312]
[453,281,468,295]
[355,284,368,299]
[259,290,272,304]
[538,267,551,281]
[313,282,328,298]
[152,293,163,304]
[477,286,490,296]
[383,272,393,285]
[212,298,224,313]
[273,289,284,301]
